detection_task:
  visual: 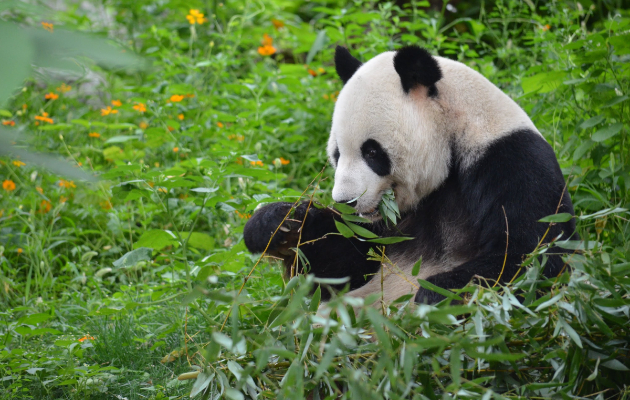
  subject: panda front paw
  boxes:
[243,202,302,256]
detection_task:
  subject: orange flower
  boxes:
[39,200,51,213]
[177,113,184,120]
[542,24,551,31]
[58,179,76,189]
[12,161,25,167]
[56,83,71,93]
[271,19,285,30]
[170,94,184,102]
[2,180,16,191]
[111,99,122,107]
[173,147,179,153]
[88,132,100,138]
[167,126,174,132]
[59,196,68,203]
[217,122,224,128]
[2,120,15,126]
[41,22,54,32]
[101,106,118,116]
[78,335,95,342]
[36,187,43,194]
[133,103,146,113]
[45,92,59,100]
[308,68,317,77]
[186,9,206,25]
[279,157,290,165]
[258,34,276,56]
[17,248,23,254]
[35,112,54,124]
[234,210,252,219]
[250,160,264,167]
[139,121,148,129]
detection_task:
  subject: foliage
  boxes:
[0,0,629,399]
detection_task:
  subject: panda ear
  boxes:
[393,45,442,95]
[335,46,362,85]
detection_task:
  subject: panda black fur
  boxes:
[244,45,577,305]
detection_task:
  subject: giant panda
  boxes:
[243,45,577,305]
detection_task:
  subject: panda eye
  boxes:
[366,149,377,158]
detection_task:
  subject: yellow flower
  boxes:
[170,94,184,102]
[56,83,71,93]
[250,160,264,167]
[111,99,122,107]
[101,106,118,116]
[173,147,179,153]
[217,122,224,128]
[2,120,15,126]
[88,132,101,138]
[139,121,148,129]
[36,187,43,194]
[45,92,59,100]
[17,248,23,254]
[2,180,16,191]
[100,201,112,210]
[133,103,146,113]
[41,22,54,32]
[177,113,184,120]
[228,134,244,142]
[186,9,206,25]
[258,34,276,56]
[12,161,25,167]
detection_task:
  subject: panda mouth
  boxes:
[358,208,380,218]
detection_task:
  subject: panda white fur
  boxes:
[244,45,577,304]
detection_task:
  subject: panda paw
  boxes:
[243,202,303,256]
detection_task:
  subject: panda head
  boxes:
[328,45,452,220]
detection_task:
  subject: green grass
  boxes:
[1,0,630,399]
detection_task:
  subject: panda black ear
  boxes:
[393,45,442,95]
[335,46,362,85]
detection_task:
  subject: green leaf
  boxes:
[538,213,573,223]
[579,115,605,130]
[0,23,33,106]
[334,220,355,238]
[341,214,371,223]
[522,71,566,94]
[344,221,378,238]
[0,131,96,181]
[368,236,414,244]
[105,135,138,144]
[309,286,321,312]
[190,371,214,397]
[186,232,214,251]
[601,358,629,371]
[333,202,357,214]
[411,257,422,276]
[592,123,623,142]
[306,30,327,64]
[133,230,178,251]
[113,247,153,269]
[417,279,463,301]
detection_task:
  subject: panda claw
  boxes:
[279,226,290,233]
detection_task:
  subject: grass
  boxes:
[1,0,630,399]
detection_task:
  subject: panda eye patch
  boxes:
[361,139,391,176]
[333,147,340,165]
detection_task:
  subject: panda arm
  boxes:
[243,202,382,294]
[415,130,576,304]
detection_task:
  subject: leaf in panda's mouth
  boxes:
[378,188,400,226]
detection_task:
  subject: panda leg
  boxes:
[414,253,524,304]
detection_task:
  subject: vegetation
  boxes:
[1,0,629,398]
